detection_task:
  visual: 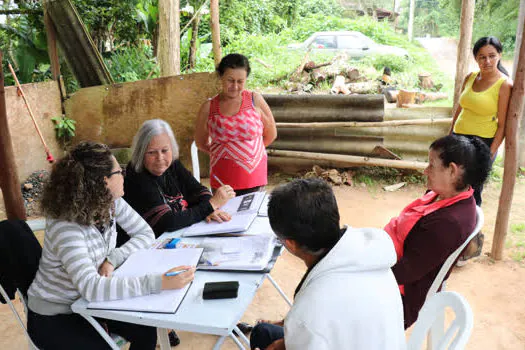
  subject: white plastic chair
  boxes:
[0,286,39,350]
[407,291,474,350]
[423,206,483,350]
[191,141,200,182]
[426,206,484,300]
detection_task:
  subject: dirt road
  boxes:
[418,37,515,79]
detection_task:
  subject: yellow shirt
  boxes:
[453,72,506,138]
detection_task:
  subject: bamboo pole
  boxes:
[453,0,475,110]
[0,51,27,220]
[491,18,525,260]
[210,0,221,67]
[276,118,451,129]
[268,149,428,171]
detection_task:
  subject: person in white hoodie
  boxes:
[250,178,406,350]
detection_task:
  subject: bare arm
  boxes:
[490,80,513,156]
[449,73,471,134]
[195,100,211,153]
[254,92,277,147]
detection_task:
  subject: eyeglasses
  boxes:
[108,169,125,177]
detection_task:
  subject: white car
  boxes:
[288,31,409,59]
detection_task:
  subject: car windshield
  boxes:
[310,35,336,49]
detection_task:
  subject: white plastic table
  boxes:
[71,217,291,350]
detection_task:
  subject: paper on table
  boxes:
[182,192,266,237]
[176,235,276,271]
[257,193,269,217]
[87,248,203,313]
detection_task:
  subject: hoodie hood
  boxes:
[300,226,397,292]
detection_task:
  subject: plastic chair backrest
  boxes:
[426,206,484,300]
[407,291,474,350]
[0,285,39,349]
[191,141,200,182]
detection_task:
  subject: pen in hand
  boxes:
[165,269,189,277]
[213,175,225,187]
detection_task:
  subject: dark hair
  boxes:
[430,135,491,191]
[268,178,341,254]
[383,66,391,76]
[216,53,251,77]
[41,141,115,226]
[473,36,509,76]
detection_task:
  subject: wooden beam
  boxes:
[268,149,428,171]
[276,118,452,129]
[0,51,27,220]
[210,0,221,67]
[491,18,525,260]
[453,0,475,110]
[43,7,61,81]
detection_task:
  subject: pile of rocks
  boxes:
[21,170,48,217]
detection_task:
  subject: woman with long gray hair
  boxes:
[120,119,235,240]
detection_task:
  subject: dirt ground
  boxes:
[1,177,524,349]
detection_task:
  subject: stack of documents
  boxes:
[182,192,266,237]
[87,248,203,313]
[175,235,276,271]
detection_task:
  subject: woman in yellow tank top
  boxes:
[449,36,512,203]
[449,37,512,265]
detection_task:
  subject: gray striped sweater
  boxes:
[28,198,161,315]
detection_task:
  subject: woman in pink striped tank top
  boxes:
[195,54,277,195]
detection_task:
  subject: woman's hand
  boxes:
[161,266,195,290]
[98,260,114,277]
[206,209,232,223]
[209,185,235,209]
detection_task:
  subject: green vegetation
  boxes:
[51,115,76,149]
[0,0,518,98]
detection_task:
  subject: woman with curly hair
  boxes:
[27,141,194,350]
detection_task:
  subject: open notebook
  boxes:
[87,248,203,313]
[182,192,266,237]
[174,235,276,271]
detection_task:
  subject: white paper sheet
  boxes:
[182,192,266,237]
[87,248,203,313]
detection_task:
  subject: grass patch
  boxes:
[511,223,525,234]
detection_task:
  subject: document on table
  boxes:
[257,193,269,217]
[175,235,276,271]
[182,192,266,237]
[87,248,203,313]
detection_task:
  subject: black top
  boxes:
[392,195,476,328]
[122,160,214,238]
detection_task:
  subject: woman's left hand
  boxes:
[98,260,114,277]
[206,210,232,223]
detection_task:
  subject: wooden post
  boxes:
[158,0,181,76]
[491,19,525,260]
[0,51,27,220]
[516,0,525,167]
[210,0,221,67]
[407,0,415,41]
[453,0,475,110]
